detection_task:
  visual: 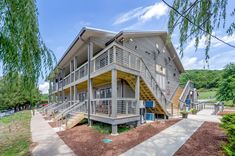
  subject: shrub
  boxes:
[220,113,235,156]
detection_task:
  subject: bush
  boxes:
[220,113,235,156]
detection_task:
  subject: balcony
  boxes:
[51,42,168,115]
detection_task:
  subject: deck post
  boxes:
[74,56,77,103]
[57,75,60,103]
[62,68,65,103]
[111,69,117,118]
[135,75,140,125]
[88,39,93,126]
[111,124,118,136]
[70,61,72,104]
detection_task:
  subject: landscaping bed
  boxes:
[174,122,227,156]
[57,119,180,156]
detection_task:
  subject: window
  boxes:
[156,64,166,75]
[100,87,111,98]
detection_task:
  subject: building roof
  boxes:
[53,27,184,74]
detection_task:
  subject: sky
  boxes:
[36,0,235,93]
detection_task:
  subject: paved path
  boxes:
[188,109,222,123]
[121,119,203,156]
[31,111,75,156]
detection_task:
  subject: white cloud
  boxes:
[181,49,235,70]
[114,7,148,25]
[181,57,204,69]
[39,82,49,94]
[114,2,168,25]
[184,33,235,52]
[139,2,168,22]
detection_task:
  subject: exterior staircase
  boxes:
[169,87,183,116]
[58,101,87,129]
[63,113,85,129]
[118,73,167,116]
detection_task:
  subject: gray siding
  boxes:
[123,36,180,101]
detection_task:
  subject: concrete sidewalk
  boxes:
[31,111,75,156]
[121,119,203,156]
[188,109,222,123]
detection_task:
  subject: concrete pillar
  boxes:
[87,39,93,126]
[111,124,118,136]
[111,69,117,118]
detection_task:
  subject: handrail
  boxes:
[179,80,192,102]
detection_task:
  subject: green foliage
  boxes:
[180,70,223,89]
[217,63,235,104]
[0,111,31,156]
[0,0,56,88]
[220,113,235,156]
[0,73,42,111]
[167,0,234,59]
[92,122,131,134]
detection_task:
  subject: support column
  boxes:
[111,69,118,135]
[111,69,117,118]
[62,69,65,103]
[69,61,73,104]
[57,76,60,103]
[74,56,77,102]
[111,124,118,136]
[87,39,93,126]
[135,75,140,126]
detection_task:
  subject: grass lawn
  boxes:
[198,88,234,106]
[198,89,217,100]
[0,110,31,156]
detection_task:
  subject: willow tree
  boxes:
[165,0,235,60]
[0,0,55,88]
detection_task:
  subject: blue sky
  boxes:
[35,0,235,93]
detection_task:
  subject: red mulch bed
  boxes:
[174,122,227,156]
[217,111,235,116]
[57,119,180,156]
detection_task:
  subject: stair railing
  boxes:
[61,101,87,129]
[179,80,193,110]
[114,43,169,115]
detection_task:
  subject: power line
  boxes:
[162,0,235,49]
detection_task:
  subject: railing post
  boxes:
[108,49,110,64]
[113,45,116,63]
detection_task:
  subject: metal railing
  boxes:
[91,99,112,116]
[117,98,137,115]
[179,80,193,110]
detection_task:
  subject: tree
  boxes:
[165,0,235,60]
[0,0,55,88]
[217,63,235,104]
[0,73,42,111]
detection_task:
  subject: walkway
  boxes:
[122,108,222,156]
[188,109,222,122]
[121,119,204,156]
[31,111,75,156]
